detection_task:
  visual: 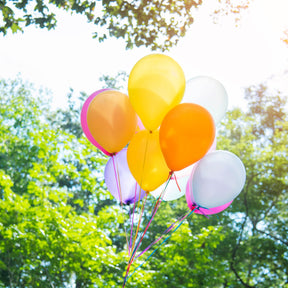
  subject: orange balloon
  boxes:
[159,103,215,171]
[87,90,137,154]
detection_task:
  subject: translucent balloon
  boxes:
[186,163,232,215]
[127,130,170,192]
[190,150,246,208]
[104,149,146,204]
[128,54,185,131]
[87,90,137,154]
[151,135,216,201]
[183,76,228,124]
[159,103,215,171]
[81,89,112,156]
[150,172,191,201]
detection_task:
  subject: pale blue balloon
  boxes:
[191,150,246,208]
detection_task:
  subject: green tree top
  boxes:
[0,0,250,51]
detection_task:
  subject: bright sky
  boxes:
[0,0,287,109]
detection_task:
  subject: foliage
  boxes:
[99,71,129,91]
[212,0,251,25]
[0,0,250,51]
[127,84,288,287]
[0,77,126,287]
[215,85,288,287]
[0,76,287,287]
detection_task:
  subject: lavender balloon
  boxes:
[104,149,146,204]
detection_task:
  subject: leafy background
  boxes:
[0,75,287,287]
[0,0,288,287]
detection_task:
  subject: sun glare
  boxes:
[253,0,288,37]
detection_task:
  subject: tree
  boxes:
[1,75,287,287]
[125,84,288,287]
[0,0,250,51]
[212,0,251,25]
[0,77,129,287]
[209,85,288,287]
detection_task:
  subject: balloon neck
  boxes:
[167,171,174,182]
[125,199,133,205]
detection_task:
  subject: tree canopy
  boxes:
[0,76,287,287]
[0,0,250,50]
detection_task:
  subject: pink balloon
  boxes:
[185,160,232,215]
[136,116,145,132]
[81,89,113,156]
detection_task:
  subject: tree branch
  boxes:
[254,227,288,246]
[230,177,257,288]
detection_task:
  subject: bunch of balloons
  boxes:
[81,54,246,211]
[81,54,246,284]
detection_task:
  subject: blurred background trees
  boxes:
[0,75,287,287]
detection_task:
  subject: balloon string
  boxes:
[129,207,132,244]
[130,132,150,254]
[115,157,131,254]
[123,194,148,288]
[112,155,122,203]
[123,172,173,286]
[198,208,210,219]
[197,206,219,220]
[112,155,130,256]
[173,173,181,192]
[200,204,220,220]
[135,209,192,259]
[127,206,198,281]
[131,193,148,256]
[131,171,173,259]
[130,183,145,252]
[129,183,138,252]
[123,173,172,287]
[194,204,212,219]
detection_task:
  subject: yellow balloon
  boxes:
[127,130,170,192]
[87,90,137,154]
[128,54,185,131]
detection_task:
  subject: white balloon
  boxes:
[183,76,228,124]
[150,166,194,201]
[191,150,246,208]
